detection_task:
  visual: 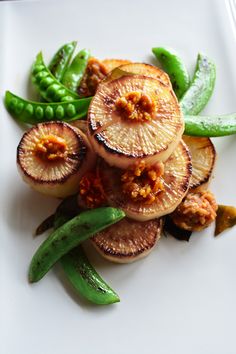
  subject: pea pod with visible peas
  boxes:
[48,41,77,81]
[29,207,125,283]
[180,53,216,115]
[4,91,91,124]
[152,47,190,99]
[31,52,80,102]
[62,49,90,92]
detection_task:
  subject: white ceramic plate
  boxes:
[1,0,236,353]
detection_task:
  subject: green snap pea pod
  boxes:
[34,197,119,304]
[29,207,125,283]
[184,113,236,137]
[180,53,216,115]
[4,91,91,124]
[35,214,55,236]
[62,49,90,92]
[54,195,81,229]
[53,198,119,305]
[152,47,190,99]
[31,52,80,102]
[48,41,77,81]
[35,195,79,235]
[61,247,120,305]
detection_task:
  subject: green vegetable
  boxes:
[4,91,91,124]
[61,247,120,305]
[54,195,80,230]
[180,53,216,115]
[31,52,79,102]
[53,200,120,305]
[184,113,236,137]
[56,197,120,304]
[35,214,54,236]
[62,49,90,92]
[29,207,125,282]
[48,41,77,81]
[34,197,119,305]
[152,47,190,99]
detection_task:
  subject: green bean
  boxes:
[184,113,236,137]
[62,49,90,92]
[61,247,120,305]
[152,47,190,99]
[48,41,77,81]
[4,91,91,124]
[180,53,216,115]
[31,52,79,102]
[29,207,125,282]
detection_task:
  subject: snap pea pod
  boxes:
[34,197,119,304]
[35,194,79,235]
[29,207,125,282]
[62,49,90,92]
[54,194,81,230]
[4,91,91,124]
[31,52,80,102]
[184,113,236,137]
[53,201,120,305]
[61,247,120,305]
[180,53,216,115]
[35,214,55,236]
[152,47,190,99]
[48,41,77,81]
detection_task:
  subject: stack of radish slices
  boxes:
[17,63,216,263]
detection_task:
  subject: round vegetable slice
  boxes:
[102,59,132,72]
[17,121,96,198]
[118,62,172,87]
[99,140,192,221]
[92,217,163,263]
[183,136,216,191]
[88,75,184,169]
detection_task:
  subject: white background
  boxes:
[0,0,236,353]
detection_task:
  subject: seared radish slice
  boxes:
[88,75,184,169]
[70,119,87,134]
[17,122,96,198]
[99,140,192,221]
[119,62,171,88]
[103,59,132,72]
[92,217,163,263]
[183,136,216,191]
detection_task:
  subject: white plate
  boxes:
[1,0,236,353]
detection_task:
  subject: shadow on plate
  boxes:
[6,183,59,236]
